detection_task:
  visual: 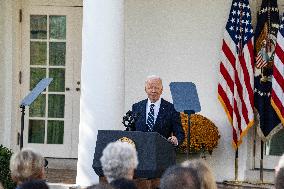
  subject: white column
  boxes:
[0,0,14,148]
[76,0,125,186]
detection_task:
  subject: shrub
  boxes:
[0,145,16,189]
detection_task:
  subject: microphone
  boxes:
[123,110,139,131]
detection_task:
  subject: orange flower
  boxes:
[178,113,220,154]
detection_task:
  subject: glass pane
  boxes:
[49,16,66,39]
[29,94,46,117]
[47,120,64,144]
[48,94,65,118]
[30,68,46,90]
[49,42,66,66]
[28,120,45,143]
[266,128,284,156]
[30,42,47,65]
[49,68,65,92]
[30,15,47,39]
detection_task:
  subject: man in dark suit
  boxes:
[132,75,184,146]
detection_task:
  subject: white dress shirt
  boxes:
[146,98,161,125]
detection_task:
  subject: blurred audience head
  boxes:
[275,167,284,189]
[275,154,284,189]
[160,165,200,189]
[182,159,217,189]
[275,154,284,174]
[18,180,49,189]
[10,148,45,184]
[86,183,114,189]
[100,141,138,182]
[110,178,137,189]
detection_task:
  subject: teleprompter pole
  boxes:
[20,105,25,150]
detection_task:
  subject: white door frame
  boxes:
[21,3,82,158]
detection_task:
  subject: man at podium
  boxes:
[132,75,184,146]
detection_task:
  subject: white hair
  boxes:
[100,141,138,182]
[10,148,44,184]
[145,75,163,85]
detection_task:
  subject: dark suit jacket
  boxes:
[132,98,184,144]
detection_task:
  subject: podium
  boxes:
[93,130,176,179]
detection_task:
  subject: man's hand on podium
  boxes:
[168,136,178,146]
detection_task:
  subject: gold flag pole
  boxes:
[253,123,256,169]
[235,148,239,181]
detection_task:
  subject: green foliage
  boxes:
[0,145,16,189]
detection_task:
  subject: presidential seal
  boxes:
[118,137,136,148]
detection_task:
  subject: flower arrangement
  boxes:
[178,113,220,155]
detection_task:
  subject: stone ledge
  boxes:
[46,168,76,184]
[48,183,77,189]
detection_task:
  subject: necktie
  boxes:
[147,104,155,131]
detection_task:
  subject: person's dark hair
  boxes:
[86,183,114,189]
[110,178,137,189]
[275,167,284,189]
[18,180,49,189]
[160,165,200,189]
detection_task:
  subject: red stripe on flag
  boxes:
[239,50,254,109]
[275,44,284,64]
[218,84,233,118]
[234,64,249,125]
[248,40,254,70]
[220,63,234,93]
[222,40,236,67]
[273,66,284,93]
[271,90,284,119]
[234,99,242,132]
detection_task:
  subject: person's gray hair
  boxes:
[181,159,217,189]
[9,148,44,184]
[160,165,200,189]
[145,75,163,85]
[100,141,138,182]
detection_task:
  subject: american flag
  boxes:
[218,0,254,148]
[271,15,284,126]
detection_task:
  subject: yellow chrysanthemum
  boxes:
[178,113,220,154]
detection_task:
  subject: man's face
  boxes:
[145,79,163,103]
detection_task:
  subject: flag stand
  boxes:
[253,123,256,169]
[260,141,264,183]
[235,148,239,181]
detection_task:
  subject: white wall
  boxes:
[124,0,258,181]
